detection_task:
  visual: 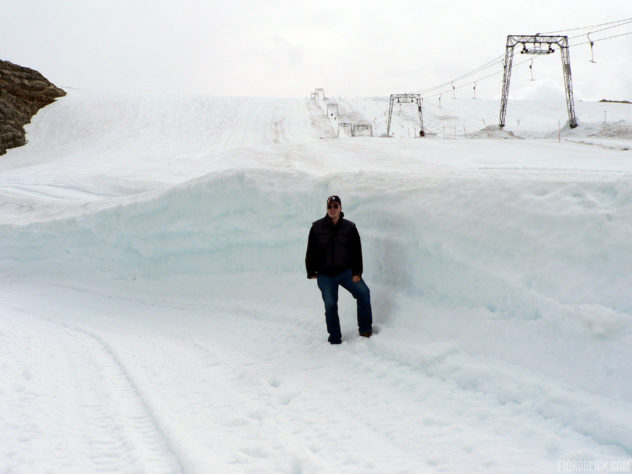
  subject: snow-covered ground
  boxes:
[1,90,631,473]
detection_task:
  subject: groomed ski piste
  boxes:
[1,89,631,473]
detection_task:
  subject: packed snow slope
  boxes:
[1,91,631,473]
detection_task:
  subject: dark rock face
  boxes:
[0,60,66,155]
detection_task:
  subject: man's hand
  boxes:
[352,275,361,283]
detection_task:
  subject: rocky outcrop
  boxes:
[0,60,66,155]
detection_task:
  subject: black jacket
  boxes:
[305,212,363,278]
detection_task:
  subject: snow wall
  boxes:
[2,167,631,316]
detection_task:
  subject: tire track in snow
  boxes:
[62,324,188,473]
[0,302,184,473]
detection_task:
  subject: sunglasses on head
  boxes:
[327,203,339,210]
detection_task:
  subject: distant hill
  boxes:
[599,99,631,104]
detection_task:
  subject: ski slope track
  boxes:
[1,91,631,473]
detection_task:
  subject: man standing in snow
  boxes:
[306,195,373,344]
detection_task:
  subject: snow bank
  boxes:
[3,162,631,375]
[3,165,631,309]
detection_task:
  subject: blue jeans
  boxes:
[317,269,372,343]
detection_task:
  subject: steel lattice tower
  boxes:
[386,94,425,137]
[499,35,578,129]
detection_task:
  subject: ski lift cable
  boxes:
[421,56,535,100]
[417,55,505,94]
[569,29,632,47]
[417,58,505,94]
[568,19,632,40]
[542,17,632,35]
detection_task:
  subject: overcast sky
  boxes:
[3,0,631,100]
